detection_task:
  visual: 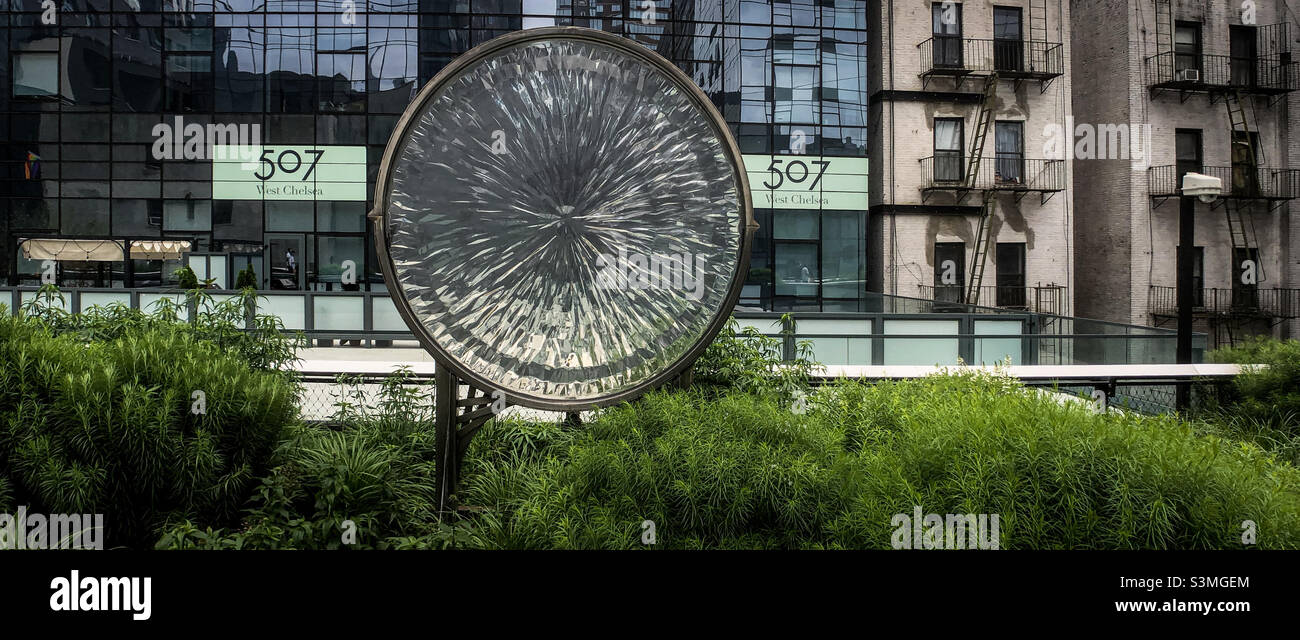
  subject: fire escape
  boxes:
[1145,0,1300,345]
[918,0,1065,307]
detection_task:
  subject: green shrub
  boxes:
[459,371,1300,549]
[691,315,821,407]
[156,368,471,549]
[174,266,199,290]
[0,314,298,548]
[20,284,305,372]
[235,265,258,290]
[1210,337,1300,427]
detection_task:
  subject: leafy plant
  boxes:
[157,367,464,549]
[174,266,199,290]
[457,371,1300,550]
[691,314,822,407]
[0,315,298,548]
[235,265,258,290]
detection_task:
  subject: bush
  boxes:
[174,266,199,290]
[691,315,821,407]
[235,265,258,290]
[20,285,305,372]
[0,307,299,548]
[1209,337,1300,427]
[458,371,1300,549]
[157,368,477,550]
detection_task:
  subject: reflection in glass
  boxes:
[384,36,744,402]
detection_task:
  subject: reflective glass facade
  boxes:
[1,0,867,311]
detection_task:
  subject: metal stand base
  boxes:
[434,367,500,513]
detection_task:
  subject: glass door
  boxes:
[932,2,963,68]
[993,6,1023,72]
[264,234,305,290]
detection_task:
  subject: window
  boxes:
[934,242,966,303]
[1178,245,1205,308]
[1175,129,1202,181]
[995,243,1026,308]
[1231,131,1261,196]
[1174,22,1201,75]
[995,121,1024,184]
[821,211,862,300]
[317,53,367,112]
[13,52,59,97]
[934,118,965,182]
[165,54,214,112]
[993,6,1023,72]
[1230,25,1257,87]
[1233,247,1260,309]
[931,2,962,68]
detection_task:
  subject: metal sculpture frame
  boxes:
[369,27,756,509]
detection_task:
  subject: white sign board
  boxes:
[743,154,868,210]
[213,145,367,201]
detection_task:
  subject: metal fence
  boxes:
[4,287,1206,366]
[1144,51,1297,92]
[920,156,1067,193]
[1148,165,1300,200]
[1150,285,1300,319]
[918,37,1065,78]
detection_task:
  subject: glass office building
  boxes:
[1,0,867,311]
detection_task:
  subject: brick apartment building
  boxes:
[1071,0,1300,347]
[868,0,1076,316]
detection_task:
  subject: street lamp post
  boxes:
[1176,172,1223,412]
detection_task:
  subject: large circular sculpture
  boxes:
[372,27,754,411]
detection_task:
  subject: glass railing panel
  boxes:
[973,320,1023,365]
[79,291,132,310]
[313,295,364,332]
[883,320,960,365]
[258,294,306,330]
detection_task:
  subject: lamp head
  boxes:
[1182,172,1223,204]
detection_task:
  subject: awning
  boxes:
[21,239,124,262]
[130,240,192,260]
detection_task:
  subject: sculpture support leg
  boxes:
[433,366,501,514]
[434,367,458,513]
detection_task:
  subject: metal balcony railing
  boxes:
[1144,51,1298,94]
[1147,165,1300,200]
[920,156,1067,194]
[919,284,1068,314]
[918,37,1065,80]
[2,286,1205,367]
[1150,285,1300,319]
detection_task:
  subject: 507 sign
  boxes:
[743,154,869,210]
[213,145,366,201]
[252,148,325,181]
[762,158,830,191]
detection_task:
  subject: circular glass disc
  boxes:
[376,27,751,409]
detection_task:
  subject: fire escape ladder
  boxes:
[1226,89,1264,166]
[964,73,999,189]
[1154,0,1172,55]
[1225,89,1265,283]
[965,191,996,307]
[1224,200,1266,284]
[1029,0,1048,67]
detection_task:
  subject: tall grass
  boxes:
[0,288,302,547]
[460,371,1300,549]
